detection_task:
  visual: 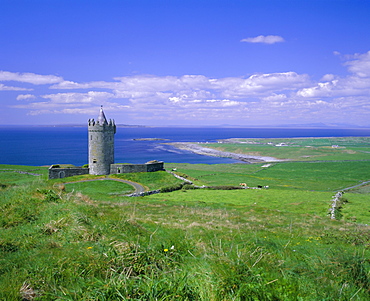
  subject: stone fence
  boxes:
[48,167,89,180]
[48,161,164,179]
[110,161,164,174]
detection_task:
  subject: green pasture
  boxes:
[0,164,48,186]
[51,171,184,202]
[204,136,370,161]
[166,160,370,191]
[1,161,370,300]
[64,180,134,201]
[147,188,369,224]
[1,176,369,300]
[224,136,370,147]
[111,170,183,190]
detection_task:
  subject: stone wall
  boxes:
[48,167,89,179]
[110,161,164,174]
[48,161,165,179]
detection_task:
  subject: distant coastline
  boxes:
[166,142,281,163]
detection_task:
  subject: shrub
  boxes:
[182,183,198,190]
[37,189,60,202]
[160,183,185,193]
[206,185,242,190]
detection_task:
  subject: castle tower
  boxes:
[88,106,116,175]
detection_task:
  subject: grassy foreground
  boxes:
[1,162,370,300]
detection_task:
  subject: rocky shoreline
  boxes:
[166,142,282,163]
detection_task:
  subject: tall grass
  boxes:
[1,164,370,300]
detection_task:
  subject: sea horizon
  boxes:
[1,126,370,167]
[1,123,370,129]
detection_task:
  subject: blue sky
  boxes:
[1,0,370,126]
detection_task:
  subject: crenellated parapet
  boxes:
[88,118,116,133]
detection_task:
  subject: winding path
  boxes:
[63,177,146,195]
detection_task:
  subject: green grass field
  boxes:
[1,143,370,300]
[165,161,370,191]
[64,180,135,201]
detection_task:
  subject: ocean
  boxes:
[1,126,370,166]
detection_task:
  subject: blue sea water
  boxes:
[1,126,370,166]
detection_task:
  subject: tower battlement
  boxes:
[88,107,116,175]
[88,118,116,128]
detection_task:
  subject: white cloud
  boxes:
[344,51,370,77]
[297,81,338,98]
[41,91,115,104]
[0,71,63,85]
[12,72,315,124]
[52,72,308,98]
[262,93,287,101]
[241,35,285,44]
[16,94,36,100]
[297,75,370,99]
[26,108,97,116]
[218,72,310,98]
[0,83,32,91]
[51,74,213,92]
[296,51,370,100]
[320,74,336,82]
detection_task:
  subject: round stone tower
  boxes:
[88,106,116,175]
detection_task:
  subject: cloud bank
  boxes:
[0,71,63,85]
[5,50,370,126]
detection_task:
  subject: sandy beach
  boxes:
[166,142,282,163]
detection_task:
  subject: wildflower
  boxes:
[170,245,175,250]
[87,247,93,249]
[164,249,169,252]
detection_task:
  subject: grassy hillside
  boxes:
[1,162,370,300]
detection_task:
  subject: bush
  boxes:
[160,183,184,193]
[206,185,242,190]
[182,183,198,190]
[37,189,60,202]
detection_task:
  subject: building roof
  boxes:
[97,106,108,125]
